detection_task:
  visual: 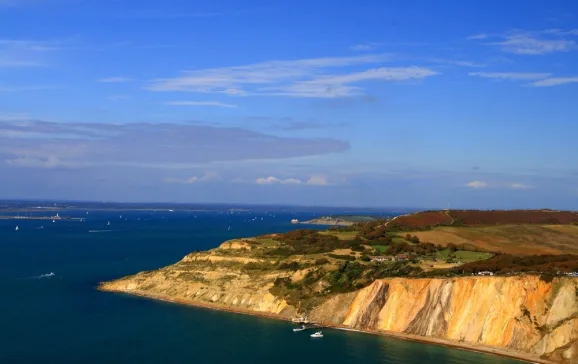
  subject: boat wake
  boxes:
[31,272,55,279]
[88,230,114,233]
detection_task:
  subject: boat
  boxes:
[291,219,299,224]
[107,221,110,226]
[15,225,19,231]
[293,325,307,332]
[310,331,323,338]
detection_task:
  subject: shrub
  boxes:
[328,254,356,261]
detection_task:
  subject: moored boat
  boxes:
[310,331,323,338]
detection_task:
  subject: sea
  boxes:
[0,207,524,364]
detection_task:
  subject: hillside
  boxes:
[100,209,578,363]
[388,209,578,230]
[380,210,578,255]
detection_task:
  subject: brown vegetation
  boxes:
[388,211,454,230]
[449,209,578,226]
[409,225,578,255]
[389,209,578,231]
[453,254,578,275]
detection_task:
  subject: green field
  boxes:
[321,231,359,240]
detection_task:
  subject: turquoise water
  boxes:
[0,209,524,364]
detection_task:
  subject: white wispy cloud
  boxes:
[262,67,438,98]
[495,34,575,55]
[350,42,381,51]
[530,77,578,87]
[465,181,488,189]
[146,54,438,98]
[466,33,489,40]
[508,183,535,189]
[256,176,302,185]
[430,59,486,68]
[4,156,80,169]
[0,39,52,67]
[97,77,131,83]
[306,175,330,186]
[255,175,331,186]
[468,72,551,80]
[165,101,238,108]
[163,172,219,184]
[0,119,350,168]
[468,30,577,55]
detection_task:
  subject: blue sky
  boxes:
[1,0,578,208]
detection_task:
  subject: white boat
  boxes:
[291,219,299,224]
[293,325,307,332]
[15,225,19,231]
[107,221,110,226]
[310,331,323,338]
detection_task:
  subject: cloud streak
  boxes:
[530,77,578,87]
[465,181,488,189]
[97,77,131,83]
[255,175,331,186]
[350,42,381,51]
[164,172,219,184]
[468,72,551,80]
[0,119,350,169]
[146,54,438,98]
[165,101,238,108]
[468,30,577,55]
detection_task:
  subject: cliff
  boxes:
[315,276,578,362]
[100,249,578,363]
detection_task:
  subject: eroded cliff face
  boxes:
[315,277,578,363]
[100,243,578,363]
[99,245,297,318]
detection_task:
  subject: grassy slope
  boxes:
[407,224,578,255]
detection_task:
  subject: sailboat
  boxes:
[15,226,19,231]
[107,221,111,226]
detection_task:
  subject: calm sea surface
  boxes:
[0,209,524,364]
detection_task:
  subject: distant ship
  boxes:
[291,219,299,224]
[15,225,19,231]
[107,221,111,226]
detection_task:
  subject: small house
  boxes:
[477,271,494,276]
